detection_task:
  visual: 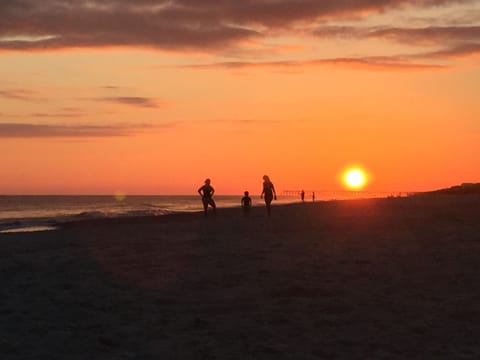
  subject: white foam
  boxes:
[0,225,58,234]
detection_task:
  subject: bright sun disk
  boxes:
[344,168,366,189]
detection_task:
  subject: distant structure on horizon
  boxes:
[282,189,414,199]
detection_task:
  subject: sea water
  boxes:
[0,191,402,233]
[0,195,299,233]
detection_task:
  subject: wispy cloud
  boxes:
[30,112,85,118]
[311,24,480,62]
[366,25,480,45]
[180,57,447,71]
[422,42,480,58]
[0,89,43,101]
[0,0,474,52]
[95,97,161,108]
[0,122,177,138]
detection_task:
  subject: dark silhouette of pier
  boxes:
[282,190,416,200]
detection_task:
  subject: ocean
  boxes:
[0,191,404,234]
[0,195,300,233]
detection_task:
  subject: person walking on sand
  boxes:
[241,191,252,216]
[198,178,216,216]
[301,190,305,202]
[261,175,277,216]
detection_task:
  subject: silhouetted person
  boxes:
[241,191,252,216]
[198,178,216,216]
[261,175,277,216]
[301,190,305,202]
[312,191,315,203]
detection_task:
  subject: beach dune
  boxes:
[1,194,479,359]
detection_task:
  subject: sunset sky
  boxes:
[1,0,479,195]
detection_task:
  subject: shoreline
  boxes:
[1,194,479,358]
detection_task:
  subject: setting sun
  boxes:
[343,168,367,190]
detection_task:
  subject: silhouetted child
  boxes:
[241,191,252,216]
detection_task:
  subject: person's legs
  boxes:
[209,199,216,215]
[202,198,209,215]
[204,198,216,215]
[265,195,273,216]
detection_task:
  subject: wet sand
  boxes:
[1,195,479,359]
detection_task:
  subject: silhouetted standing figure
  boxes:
[312,191,315,203]
[198,178,216,216]
[261,175,277,216]
[301,190,305,202]
[241,191,252,216]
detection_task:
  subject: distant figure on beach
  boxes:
[261,175,277,216]
[241,191,252,216]
[312,191,315,202]
[198,178,216,216]
[301,190,305,202]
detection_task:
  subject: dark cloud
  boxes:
[311,26,362,38]
[0,0,473,51]
[96,97,160,108]
[0,122,176,138]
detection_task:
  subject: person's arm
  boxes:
[198,186,203,196]
[272,184,277,200]
[211,187,215,196]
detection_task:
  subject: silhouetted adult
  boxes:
[198,178,216,216]
[261,175,277,216]
[301,190,305,202]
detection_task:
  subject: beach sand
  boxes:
[1,195,479,359]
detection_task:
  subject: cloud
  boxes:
[180,57,447,71]
[0,122,176,138]
[367,26,480,59]
[95,97,160,108]
[423,42,480,58]
[0,89,42,101]
[0,0,474,51]
[367,25,480,45]
[311,24,480,61]
[31,112,85,118]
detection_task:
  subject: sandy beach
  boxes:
[1,194,479,359]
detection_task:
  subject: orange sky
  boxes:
[0,1,479,195]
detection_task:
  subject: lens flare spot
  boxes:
[114,193,126,201]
